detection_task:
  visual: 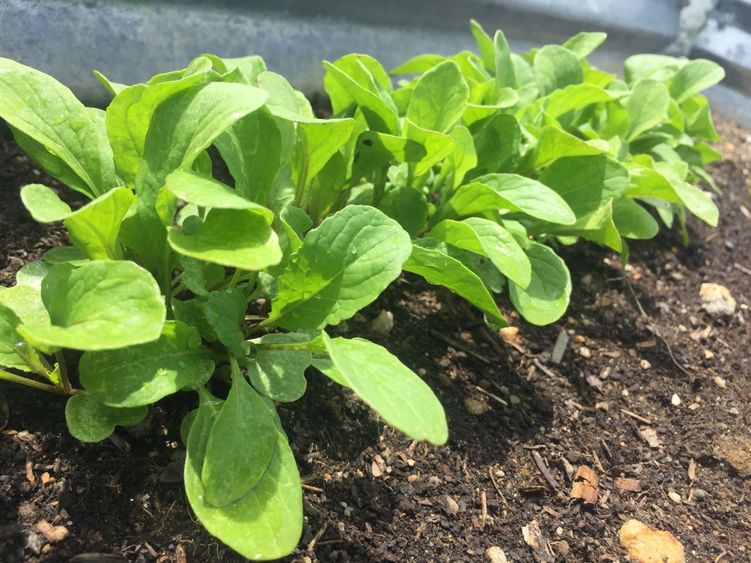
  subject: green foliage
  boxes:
[0,22,723,560]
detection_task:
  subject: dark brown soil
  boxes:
[1,119,750,563]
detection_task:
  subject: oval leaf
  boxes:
[65,393,147,442]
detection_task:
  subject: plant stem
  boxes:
[55,351,72,393]
[294,133,310,208]
[0,368,71,395]
[227,269,243,290]
[162,245,174,319]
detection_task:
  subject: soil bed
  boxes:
[1,118,750,562]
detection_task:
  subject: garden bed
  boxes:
[1,116,750,562]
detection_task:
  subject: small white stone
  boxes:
[671,394,681,406]
[668,491,682,504]
[578,346,592,359]
[713,376,727,389]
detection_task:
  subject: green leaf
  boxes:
[201,370,278,507]
[404,119,456,177]
[323,335,447,445]
[669,59,724,103]
[18,261,165,351]
[79,321,214,407]
[623,54,682,84]
[509,242,571,325]
[534,45,583,95]
[297,118,357,182]
[352,131,426,178]
[165,170,271,218]
[612,197,659,239]
[20,184,72,223]
[247,333,311,402]
[389,54,447,75]
[0,283,50,331]
[64,187,136,260]
[106,66,214,186]
[429,218,531,287]
[403,242,506,327]
[441,174,576,225]
[0,58,116,198]
[539,155,629,217]
[185,397,302,561]
[0,305,40,372]
[533,126,608,168]
[493,29,516,89]
[257,71,314,120]
[205,290,249,358]
[269,206,411,330]
[446,125,477,188]
[563,32,607,58]
[214,110,282,205]
[543,84,614,118]
[379,185,429,235]
[168,208,282,271]
[626,79,670,140]
[65,393,147,442]
[469,20,496,73]
[323,60,399,134]
[469,113,521,175]
[406,61,469,133]
[546,201,623,252]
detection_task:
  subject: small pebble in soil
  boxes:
[640,359,652,370]
[693,488,710,501]
[671,394,681,406]
[714,376,727,389]
[700,283,736,317]
[484,546,508,563]
[668,491,682,504]
[578,346,591,359]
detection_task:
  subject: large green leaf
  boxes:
[268,206,411,330]
[532,126,608,168]
[184,395,302,561]
[612,197,659,239]
[543,83,614,118]
[539,155,629,217]
[563,32,607,58]
[201,370,277,507]
[429,218,531,287]
[441,174,576,225]
[406,60,469,133]
[65,394,147,442]
[204,290,249,358]
[323,335,448,445]
[79,321,214,407]
[18,261,165,351]
[0,58,116,198]
[509,242,571,325]
[165,170,272,218]
[403,242,506,327]
[469,113,521,175]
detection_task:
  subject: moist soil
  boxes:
[1,118,750,563]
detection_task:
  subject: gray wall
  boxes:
[1,0,749,124]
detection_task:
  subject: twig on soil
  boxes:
[488,466,509,508]
[733,262,751,276]
[307,522,328,552]
[532,358,558,379]
[474,385,509,407]
[302,483,324,493]
[428,329,492,364]
[531,451,560,491]
[622,274,693,378]
[620,408,652,425]
[480,490,488,528]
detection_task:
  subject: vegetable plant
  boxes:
[0,21,723,560]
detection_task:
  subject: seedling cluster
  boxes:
[0,21,723,559]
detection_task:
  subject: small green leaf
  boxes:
[612,197,659,239]
[323,335,448,445]
[201,371,278,507]
[0,305,41,372]
[168,208,282,271]
[494,29,516,89]
[469,20,496,73]
[20,184,72,223]
[269,206,411,330]
[543,84,614,118]
[533,126,608,168]
[669,59,724,103]
[64,187,136,260]
[65,393,147,442]
[562,32,607,58]
[429,218,531,287]
[626,79,670,140]
[79,321,214,407]
[406,61,469,133]
[248,333,312,402]
[18,261,165,351]
[442,174,576,225]
[205,289,249,358]
[509,242,571,326]
[404,242,506,327]
[534,45,583,95]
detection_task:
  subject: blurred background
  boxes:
[1,0,749,125]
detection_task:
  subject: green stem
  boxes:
[227,269,243,290]
[372,168,387,207]
[162,245,174,319]
[55,351,72,393]
[0,368,72,396]
[294,133,310,208]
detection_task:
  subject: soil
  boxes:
[1,118,750,563]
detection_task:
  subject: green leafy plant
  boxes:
[0,21,723,560]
